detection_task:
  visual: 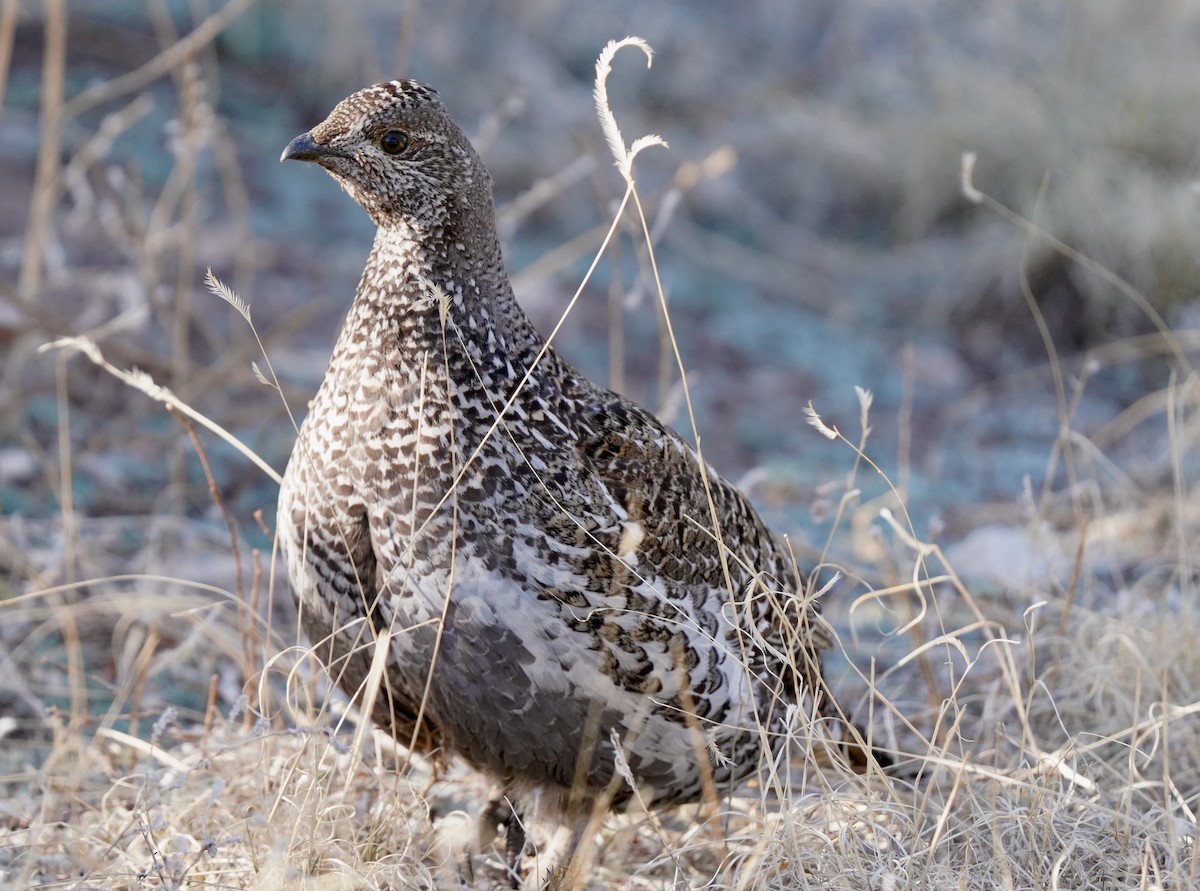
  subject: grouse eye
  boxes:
[379,130,409,155]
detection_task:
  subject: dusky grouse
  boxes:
[277,80,871,876]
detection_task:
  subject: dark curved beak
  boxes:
[281,131,325,163]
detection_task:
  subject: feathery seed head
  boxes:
[281,80,492,233]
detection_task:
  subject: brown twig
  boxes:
[166,404,253,693]
[18,0,67,303]
[0,0,19,123]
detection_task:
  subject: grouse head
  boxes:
[281,80,493,235]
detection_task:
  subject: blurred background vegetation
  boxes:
[4,0,1199,561]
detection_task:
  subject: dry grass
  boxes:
[4,3,1200,890]
[5,378,1199,888]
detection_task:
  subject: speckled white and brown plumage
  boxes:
[277,80,854,874]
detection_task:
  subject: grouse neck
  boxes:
[352,223,546,377]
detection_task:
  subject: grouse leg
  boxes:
[504,811,528,888]
[482,796,527,887]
